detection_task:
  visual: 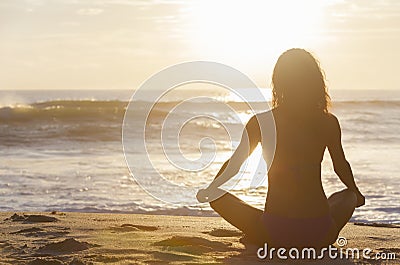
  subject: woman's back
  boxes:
[262,107,333,218]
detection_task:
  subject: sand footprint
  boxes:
[202,228,243,237]
[154,236,232,255]
[109,223,159,233]
[37,238,99,254]
[152,251,195,262]
[4,213,59,223]
[11,226,70,238]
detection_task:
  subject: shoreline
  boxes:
[0,211,399,264]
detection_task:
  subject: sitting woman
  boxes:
[196,48,365,249]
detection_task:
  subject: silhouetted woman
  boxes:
[197,48,365,249]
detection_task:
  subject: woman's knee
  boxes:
[341,189,357,206]
[329,189,357,206]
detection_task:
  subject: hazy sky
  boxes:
[0,0,399,90]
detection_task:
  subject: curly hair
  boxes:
[272,48,330,113]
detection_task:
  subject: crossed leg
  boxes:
[328,189,357,233]
[209,188,357,247]
[209,189,265,244]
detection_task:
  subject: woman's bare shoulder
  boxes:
[324,112,340,128]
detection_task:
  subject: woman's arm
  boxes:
[196,115,261,202]
[327,114,365,207]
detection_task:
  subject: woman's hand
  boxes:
[196,188,210,203]
[355,189,365,207]
[196,186,227,203]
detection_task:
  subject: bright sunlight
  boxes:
[187,0,326,60]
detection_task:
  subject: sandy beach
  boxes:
[0,212,398,264]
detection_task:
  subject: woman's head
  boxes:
[272,48,330,113]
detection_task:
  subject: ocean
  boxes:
[0,89,399,224]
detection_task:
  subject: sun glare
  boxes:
[186,0,325,60]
